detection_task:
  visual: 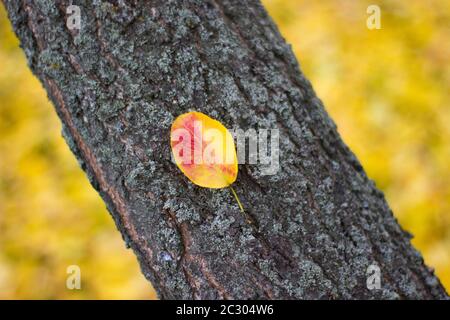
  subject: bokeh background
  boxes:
[0,0,448,299]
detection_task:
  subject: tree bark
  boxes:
[2,0,447,299]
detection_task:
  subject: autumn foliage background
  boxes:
[0,0,449,299]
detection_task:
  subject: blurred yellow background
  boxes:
[0,0,449,299]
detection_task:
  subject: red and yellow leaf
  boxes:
[170,111,238,189]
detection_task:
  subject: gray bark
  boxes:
[2,0,447,299]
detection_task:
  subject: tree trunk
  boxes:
[3,0,447,299]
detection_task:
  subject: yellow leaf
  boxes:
[170,111,238,188]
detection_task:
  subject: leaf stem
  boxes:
[230,186,245,213]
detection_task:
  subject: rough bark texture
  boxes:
[3,0,448,299]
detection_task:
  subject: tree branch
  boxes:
[3,0,447,299]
